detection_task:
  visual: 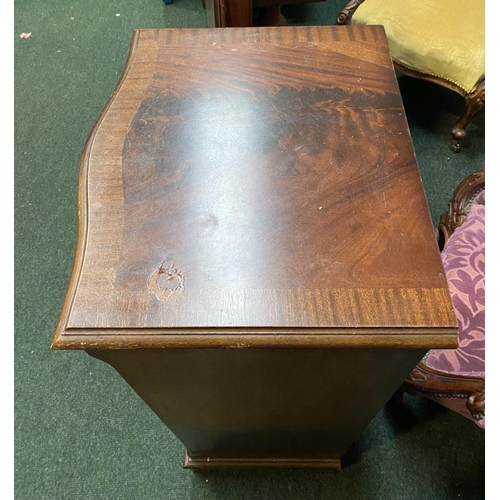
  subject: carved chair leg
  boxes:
[336,0,366,25]
[452,82,485,152]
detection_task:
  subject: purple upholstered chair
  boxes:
[401,170,485,428]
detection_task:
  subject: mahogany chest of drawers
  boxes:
[52,26,457,469]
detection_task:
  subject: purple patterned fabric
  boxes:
[423,190,485,428]
[425,190,485,376]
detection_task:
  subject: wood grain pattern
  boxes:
[52,27,457,350]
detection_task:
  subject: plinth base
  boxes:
[183,449,341,470]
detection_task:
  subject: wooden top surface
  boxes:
[53,27,457,349]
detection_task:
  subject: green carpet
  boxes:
[15,1,485,498]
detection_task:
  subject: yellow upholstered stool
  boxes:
[336,0,485,151]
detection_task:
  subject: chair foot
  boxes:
[451,140,462,153]
[451,81,485,152]
[467,387,485,422]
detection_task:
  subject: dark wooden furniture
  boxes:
[204,0,325,27]
[401,169,485,423]
[52,26,457,469]
[336,0,485,152]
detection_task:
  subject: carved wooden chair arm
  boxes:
[438,169,485,250]
[336,0,365,25]
[398,169,486,425]
[401,364,485,422]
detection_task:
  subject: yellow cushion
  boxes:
[352,0,485,93]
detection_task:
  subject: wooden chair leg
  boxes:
[452,81,485,152]
[467,387,485,422]
[255,6,286,26]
